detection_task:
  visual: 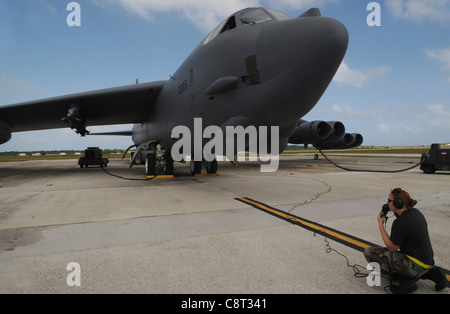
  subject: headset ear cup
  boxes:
[392,188,403,209]
[394,198,403,209]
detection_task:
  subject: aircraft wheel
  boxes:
[190,160,202,175]
[164,153,174,175]
[205,159,217,174]
[145,153,156,175]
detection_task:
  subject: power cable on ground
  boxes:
[317,148,425,173]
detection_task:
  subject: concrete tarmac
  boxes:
[0,153,448,294]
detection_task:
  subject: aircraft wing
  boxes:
[0,81,167,137]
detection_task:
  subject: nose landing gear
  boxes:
[144,145,174,177]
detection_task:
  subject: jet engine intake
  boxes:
[0,121,12,144]
[314,132,363,149]
[349,133,363,148]
[288,119,363,149]
[315,132,354,149]
[288,119,332,144]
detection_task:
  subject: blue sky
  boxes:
[1,0,450,151]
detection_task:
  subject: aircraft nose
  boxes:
[254,14,348,124]
[256,15,348,83]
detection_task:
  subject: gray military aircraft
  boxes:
[0,7,362,176]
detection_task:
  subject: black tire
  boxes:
[164,153,174,175]
[422,164,436,174]
[145,153,156,175]
[190,160,202,175]
[205,159,218,174]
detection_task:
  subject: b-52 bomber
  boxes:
[0,7,362,175]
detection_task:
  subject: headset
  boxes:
[392,187,404,209]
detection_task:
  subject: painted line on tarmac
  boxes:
[235,197,376,252]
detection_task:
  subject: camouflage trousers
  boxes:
[364,246,430,280]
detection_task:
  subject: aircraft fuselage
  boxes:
[132,7,349,154]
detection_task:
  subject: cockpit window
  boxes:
[265,8,290,21]
[203,19,227,45]
[202,15,237,45]
[202,8,290,45]
[239,8,272,25]
[220,16,236,33]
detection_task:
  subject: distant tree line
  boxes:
[0,149,127,156]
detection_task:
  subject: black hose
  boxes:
[318,149,425,173]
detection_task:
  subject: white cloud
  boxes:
[93,0,342,32]
[428,103,450,115]
[386,0,450,24]
[377,122,393,134]
[331,103,362,117]
[401,124,423,135]
[0,75,45,104]
[333,62,390,89]
[426,47,450,82]
[425,104,450,121]
[426,48,450,71]
[39,0,57,13]
[376,121,423,136]
[370,104,434,139]
[94,0,261,32]
[265,0,341,11]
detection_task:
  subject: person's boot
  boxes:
[390,276,418,294]
[421,266,446,291]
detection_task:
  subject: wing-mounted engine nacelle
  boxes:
[288,119,333,145]
[288,119,363,149]
[0,120,12,144]
[315,126,363,149]
[349,133,363,148]
[62,105,90,136]
[315,132,363,149]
